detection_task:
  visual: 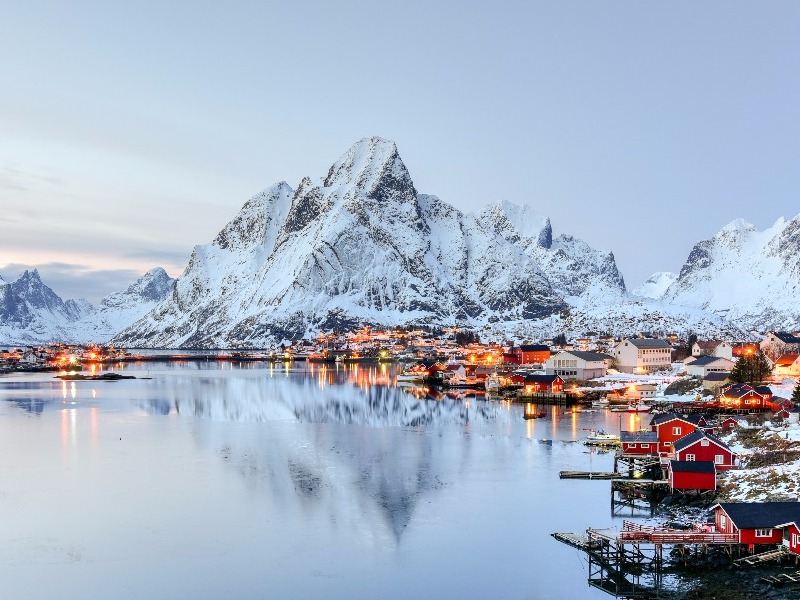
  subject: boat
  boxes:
[523,411,546,420]
[610,402,652,413]
[396,372,426,383]
[396,363,429,383]
[485,373,500,392]
[584,429,621,446]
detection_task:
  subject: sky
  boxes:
[1,1,799,303]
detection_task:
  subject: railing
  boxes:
[618,520,738,544]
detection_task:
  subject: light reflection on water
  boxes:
[0,362,656,599]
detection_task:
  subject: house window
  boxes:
[672,426,682,435]
[715,454,725,464]
[720,515,727,529]
[701,439,709,447]
[793,533,800,547]
[686,454,696,461]
[755,528,773,537]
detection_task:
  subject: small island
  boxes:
[56,372,139,381]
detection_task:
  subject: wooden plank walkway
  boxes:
[735,546,792,566]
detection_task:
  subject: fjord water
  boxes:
[0,362,645,599]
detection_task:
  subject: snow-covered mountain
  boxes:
[0,269,95,344]
[85,267,176,340]
[7,139,798,348]
[662,216,800,328]
[632,272,678,299]
[0,268,175,345]
[112,137,627,348]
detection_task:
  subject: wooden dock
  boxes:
[559,470,618,480]
[551,532,598,551]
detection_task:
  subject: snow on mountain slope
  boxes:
[663,216,800,328]
[83,267,176,340]
[632,272,678,299]
[112,137,628,348]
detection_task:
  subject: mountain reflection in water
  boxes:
[0,362,622,599]
[140,370,498,427]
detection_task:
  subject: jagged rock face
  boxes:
[664,216,800,328]
[112,137,627,348]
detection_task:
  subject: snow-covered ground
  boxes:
[718,420,800,502]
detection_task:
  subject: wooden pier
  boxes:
[553,521,741,596]
[559,470,618,480]
[513,391,578,405]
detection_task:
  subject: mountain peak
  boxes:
[323,137,416,204]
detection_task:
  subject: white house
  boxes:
[685,355,736,378]
[610,338,673,374]
[760,331,800,360]
[544,350,608,379]
[773,353,800,378]
[692,340,733,361]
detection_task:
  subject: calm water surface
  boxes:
[0,361,654,599]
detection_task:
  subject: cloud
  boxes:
[0,165,65,192]
[123,247,191,268]
[0,262,149,304]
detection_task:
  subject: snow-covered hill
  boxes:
[112,137,627,348]
[662,216,800,329]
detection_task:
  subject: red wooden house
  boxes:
[719,416,739,431]
[523,374,564,394]
[518,345,551,364]
[668,460,716,491]
[718,383,776,412]
[649,413,710,454]
[620,430,659,455]
[713,502,800,551]
[774,520,800,556]
[672,430,737,470]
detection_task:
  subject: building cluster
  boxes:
[0,343,130,371]
[620,413,738,492]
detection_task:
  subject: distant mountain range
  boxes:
[2,137,798,347]
[0,268,174,345]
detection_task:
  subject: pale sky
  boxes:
[2,1,799,303]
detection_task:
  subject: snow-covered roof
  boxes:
[628,338,672,349]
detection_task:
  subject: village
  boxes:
[3,328,800,596]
